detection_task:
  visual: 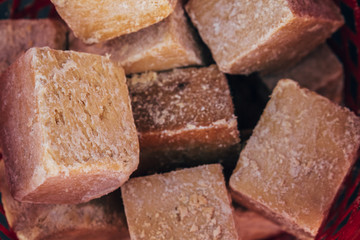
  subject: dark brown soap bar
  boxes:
[127,65,240,174]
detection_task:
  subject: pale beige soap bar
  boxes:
[122,164,238,240]
[70,2,204,74]
[234,207,282,240]
[230,79,360,239]
[0,19,67,73]
[51,0,177,43]
[0,161,130,240]
[185,0,343,75]
[262,44,344,103]
[0,47,139,204]
[127,65,240,174]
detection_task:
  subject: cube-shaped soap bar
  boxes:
[0,19,67,73]
[230,79,360,239]
[122,164,238,240]
[185,0,343,74]
[51,0,177,43]
[127,65,240,174]
[233,207,282,240]
[0,47,139,204]
[70,2,204,74]
[262,44,344,103]
[0,162,130,240]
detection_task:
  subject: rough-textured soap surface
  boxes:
[51,0,177,43]
[0,19,67,74]
[185,0,343,74]
[230,79,360,239]
[122,164,238,240]
[0,162,130,240]
[70,2,204,74]
[127,65,240,174]
[233,207,282,240]
[0,47,139,204]
[262,44,344,103]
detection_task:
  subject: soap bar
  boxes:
[261,44,344,103]
[127,65,240,174]
[51,0,177,43]
[0,47,139,204]
[121,164,238,240]
[0,19,67,73]
[230,79,360,239]
[69,2,204,74]
[0,161,130,240]
[234,207,282,240]
[185,0,343,75]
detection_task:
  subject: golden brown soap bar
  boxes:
[230,79,360,239]
[262,44,344,103]
[0,162,130,240]
[121,164,238,240]
[0,19,67,73]
[69,2,204,74]
[127,65,240,174]
[185,0,343,75]
[51,0,177,44]
[233,207,282,240]
[0,47,139,204]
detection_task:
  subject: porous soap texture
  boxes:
[185,0,343,74]
[0,19,67,73]
[0,161,130,240]
[122,164,238,240]
[230,79,360,239]
[51,0,177,43]
[0,47,139,204]
[128,65,240,173]
[262,44,344,103]
[70,2,204,74]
